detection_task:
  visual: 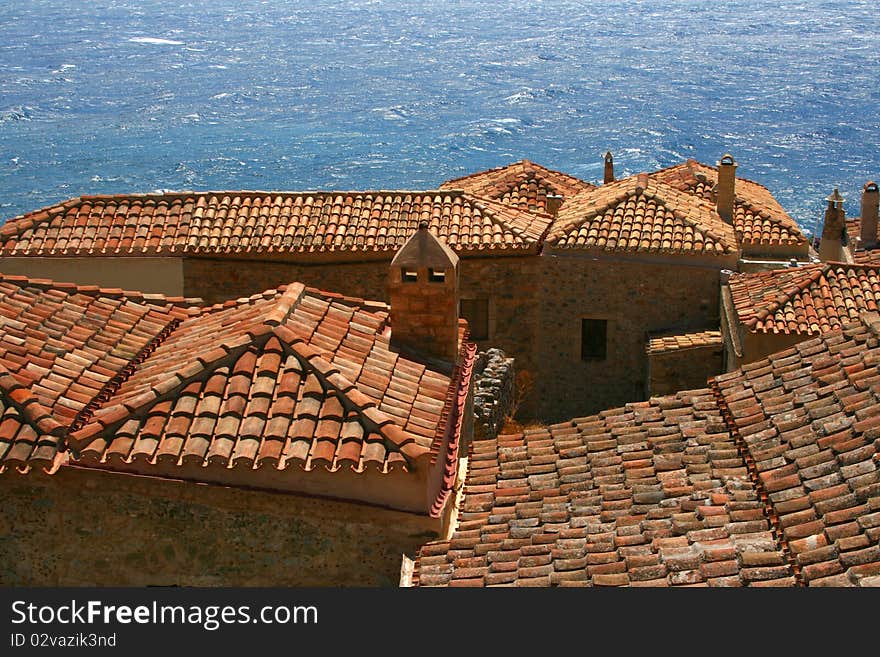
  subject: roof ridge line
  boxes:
[466,194,553,242]
[264,282,306,326]
[645,178,738,250]
[67,315,184,451]
[708,378,805,586]
[275,326,426,469]
[739,265,826,330]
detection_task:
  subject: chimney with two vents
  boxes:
[603,151,614,184]
[716,153,737,224]
[860,181,879,250]
[389,221,460,365]
[545,194,564,216]
[819,188,846,262]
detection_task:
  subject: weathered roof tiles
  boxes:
[729,262,880,335]
[413,313,880,587]
[440,159,595,213]
[650,159,808,251]
[0,190,553,257]
[646,329,723,355]
[546,173,739,257]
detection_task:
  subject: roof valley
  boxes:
[709,377,805,585]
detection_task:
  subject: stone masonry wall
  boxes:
[182,255,542,414]
[472,348,516,441]
[183,257,389,305]
[647,345,723,398]
[0,467,438,587]
[536,254,722,423]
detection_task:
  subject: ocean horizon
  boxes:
[1,0,879,236]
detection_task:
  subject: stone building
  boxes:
[720,260,880,370]
[0,226,477,586]
[0,155,809,422]
[408,311,880,587]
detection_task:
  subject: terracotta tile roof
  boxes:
[846,216,862,245]
[0,274,198,470]
[415,389,794,587]
[650,159,808,251]
[68,283,459,475]
[415,313,880,587]
[711,316,880,586]
[0,275,475,514]
[0,190,552,257]
[728,262,880,334]
[546,173,739,257]
[440,159,595,213]
[646,329,723,355]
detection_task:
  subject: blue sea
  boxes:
[1,0,879,237]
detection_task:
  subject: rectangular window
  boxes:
[581,319,607,361]
[402,268,418,283]
[428,268,446,283]
[460,298,489,341]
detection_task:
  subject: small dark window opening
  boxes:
[460,298,489,341]
[581,319,607,361]
[428,268,446,283]
[402,268,418,283]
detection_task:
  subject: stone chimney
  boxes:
[819,188,846,262]
[390,221,460,363]
[860,181,879,250]
[545,194,564,216]
[603,151,614,184]
[716,153,737,224]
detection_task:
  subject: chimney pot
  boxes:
[716,153,737,224]
[860,180,879,250]
[545,194,564,216]
[819,187,847,262]
[603,151,615,184]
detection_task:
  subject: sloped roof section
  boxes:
[69,283,454,476]
[0,367,66,470]
[415,389,793,587]
[650,159,808,251]
[0,274,197,470]
[546,174,738,256]
[712,316,880,586]
[440,159,595,213]
[0,190,552,257]
[414,314,880,587]
[728,262,880,334]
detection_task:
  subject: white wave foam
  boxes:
[129,37,183,46]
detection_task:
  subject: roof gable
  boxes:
[70,283,451,474]
[440,159,595,213]
[650,159,808,251]
[546,174,738,256]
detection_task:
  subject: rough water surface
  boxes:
[1,0,878,236]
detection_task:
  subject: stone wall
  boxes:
[182,254,542,414]
[0,466,438,587]
[182,256,389,305]
[647,345,723,397]
[472,348,516,441]
[535,253,724,423]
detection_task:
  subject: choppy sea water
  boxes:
[1,0,878,236]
